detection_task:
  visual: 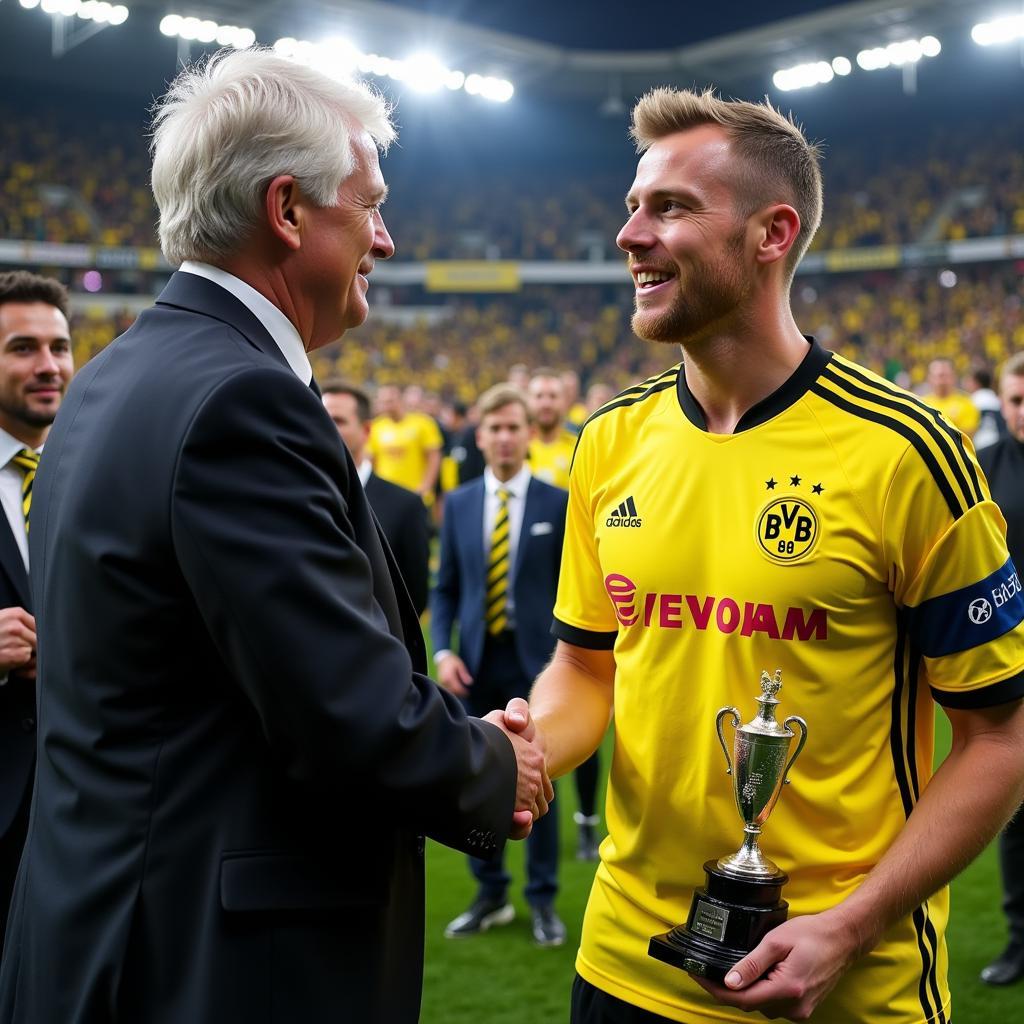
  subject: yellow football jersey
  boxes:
[367,412,442,495]
[528,430,577,490]
[554,342,1024,1024]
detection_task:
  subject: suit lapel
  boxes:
[466,479,486,585]
[512,478,540,587]
[0,514,30,608]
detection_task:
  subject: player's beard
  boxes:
[631,229,750,346]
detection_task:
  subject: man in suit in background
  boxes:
[0,271,73,953]
[0,51,549,1024]
[432,383,568,947]
[323,380,431,616]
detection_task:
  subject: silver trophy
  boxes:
[649,669,809,981]
[715,669,808,877]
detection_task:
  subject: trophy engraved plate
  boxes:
[691,900,729,942]
[649,670,809,982]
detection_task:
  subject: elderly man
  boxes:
[0,50,548,1024]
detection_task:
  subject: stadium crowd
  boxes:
[2,99,1022,256]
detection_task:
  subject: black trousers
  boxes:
[0,782,31,956]
[571,976,683,1023]
[463,631,559,907]
[1000,804,1024,945]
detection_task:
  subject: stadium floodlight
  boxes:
[402,53,450,93]
[972,14,1024,46]
[831,56,852,76]
[772,61,834,91]
[856,36,941,71]
[464,73,514,102]
[18,0,41,8]
[163,13,253,49]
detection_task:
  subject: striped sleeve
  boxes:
[884,444,1024,708]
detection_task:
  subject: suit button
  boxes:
[20,717,35,732]
[416,836,425,855]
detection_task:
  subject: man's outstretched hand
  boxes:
[482,697,553,840]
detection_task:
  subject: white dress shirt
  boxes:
[179,261,313,385]
[357,459,373,488]
[0,427,39,572]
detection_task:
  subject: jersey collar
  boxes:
[677,336,832,433]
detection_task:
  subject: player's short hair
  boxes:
[630,87,823,278]
[151,48,395,266]
[321,380,372,422]
[477,384,533,423]
[1000,352,1024,384]
[0,270,69,319]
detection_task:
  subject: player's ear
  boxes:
[754,204,801,269]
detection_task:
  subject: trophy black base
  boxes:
[648,860,789,983]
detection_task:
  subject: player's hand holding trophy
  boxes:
[649,669,808,981]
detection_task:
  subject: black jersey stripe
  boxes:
[921,906,948,1024]
[811,382,964,520]
[912,906,938,1023]
[827,359,983,507]
[821,365,978,514]
[571,371,680,473]
[832,356,983,505]
[893,611,939,1022]
[906,636,922,802]
[891,611,915,819]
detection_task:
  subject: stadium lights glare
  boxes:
[856,36,941,71]
[159,15,255,49]
[971,14,1024,46]
[274,36,513,102]
[773,60,835,91]
[27,0,128,22]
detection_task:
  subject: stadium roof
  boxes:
[0,0,1015,105]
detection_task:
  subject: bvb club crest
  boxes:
[756,496,819,564]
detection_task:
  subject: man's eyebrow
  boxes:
[626,187,703,210]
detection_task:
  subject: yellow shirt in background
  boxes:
[528,430,577,490]
[367,412,443,495]
[924,391,980,436]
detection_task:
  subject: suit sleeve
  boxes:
[429,492,460,657]
[397,491,430,617]
[170,368,515,855]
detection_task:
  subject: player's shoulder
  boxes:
[813,353,985,519]
[577,364,681,441]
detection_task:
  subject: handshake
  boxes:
[483,697,552,841]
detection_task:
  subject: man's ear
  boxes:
[753,203,801,269]
[265,175,303,252]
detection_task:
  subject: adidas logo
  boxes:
[606,496,642,528]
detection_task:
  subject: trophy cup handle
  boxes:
[781,715,808,784]
[715,707,741,776]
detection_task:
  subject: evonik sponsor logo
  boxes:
[606,495,642,528]
[603,573,828,641]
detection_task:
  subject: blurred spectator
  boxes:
[367,384,443,505]
[923,357,981,436]
[965,364,1006,451]
[977,351,1024,987]
[322,382,431,616]
[585,382,615,416]
[560,369,587,432]
[526,369,576,490]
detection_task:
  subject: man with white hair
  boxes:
[0,50,549,1024]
